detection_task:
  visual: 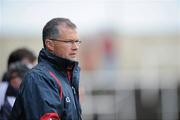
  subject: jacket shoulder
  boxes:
[20,63,58,92]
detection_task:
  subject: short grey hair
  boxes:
[42,18,76,48]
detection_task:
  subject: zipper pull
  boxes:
[72,86,76,95]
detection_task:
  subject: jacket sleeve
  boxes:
[20,71,63,120]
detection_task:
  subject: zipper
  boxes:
[67,71,82,120]
[72,86,83,120]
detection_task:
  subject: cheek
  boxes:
[10,78,22,89]
[54,45,69,56]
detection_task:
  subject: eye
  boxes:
[75,40,82,44]
[75,40,79,43]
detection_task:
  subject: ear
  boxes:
[45,39,54,52]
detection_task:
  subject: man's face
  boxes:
[10,72,22,90]
[52,26,80,61]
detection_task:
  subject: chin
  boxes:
[69,57,78,62]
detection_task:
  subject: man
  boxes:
[0,48,36,112]
[0,62,30,120]
[10,18,82,120]
[1,48,36,82]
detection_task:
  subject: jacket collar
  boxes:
[38,48,78,71]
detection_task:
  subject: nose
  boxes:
[72,42,79,50]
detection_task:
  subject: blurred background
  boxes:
[0,0,180,120]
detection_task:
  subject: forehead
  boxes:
[57,25,78,40]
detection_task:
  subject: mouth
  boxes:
[69,53,77,57]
